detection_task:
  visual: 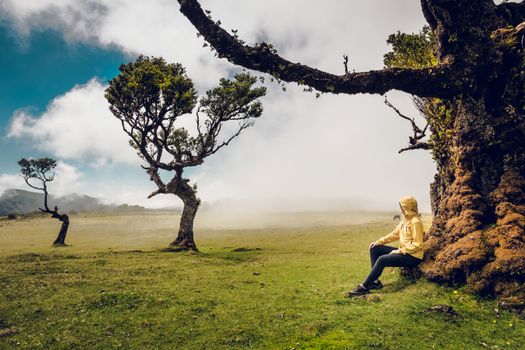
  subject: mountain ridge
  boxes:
[0,188,148,215]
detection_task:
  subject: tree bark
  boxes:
[169,181,200,251]
[418,20,525,301]
[422,96,525,300]
[52,214,70,246]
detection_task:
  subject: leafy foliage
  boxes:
[18,158,57,183]
[383,26,438,69]
[105,56,266,171]
[105,56,197,120]
[383,27,454,165]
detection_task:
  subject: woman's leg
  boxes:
[363,253,422,287]
[370,245,396,268]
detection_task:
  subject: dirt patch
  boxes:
[231,247,263,252]
[426,304,461,319]
[0,320,17,337]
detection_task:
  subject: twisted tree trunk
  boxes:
[52,213,69,246]
[170,180,200,251]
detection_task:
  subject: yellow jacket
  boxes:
[375,196,424,260]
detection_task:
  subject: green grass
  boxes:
[0,212,523,349]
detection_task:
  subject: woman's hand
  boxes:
[369,242,378,249]
[389,249,401,254]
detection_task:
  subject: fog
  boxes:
[0,1,444,213]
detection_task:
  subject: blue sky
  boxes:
[0,0,437,211]
[0,23,128,173]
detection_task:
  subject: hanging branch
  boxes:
[496,1,525,26]
[384,95,430,153]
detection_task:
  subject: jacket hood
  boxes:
[399,196,419,219]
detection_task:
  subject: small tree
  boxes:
[18,158,70,246]
[105,56,266,251]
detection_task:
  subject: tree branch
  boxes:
[43,182,50,212]
[209,120,252,156]
[496,1,525,26]
[399,142,431,153]
[421,0,438,30]
[384,96,430,153]
[144,166,178,198]
[21,176,44,192]
[177,0,461,99]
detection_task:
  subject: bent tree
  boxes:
[176,0,525,301]
[18,158,70,246]
[105,56,265,251]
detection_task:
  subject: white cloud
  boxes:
[202,0,427,72]
[88,181,185,208]
[0,0,106,43]
[1,0,439,212]
[0,160,83,197]
[0,0,428,86]
[0,173,25,195]
[8,79,137,166]
[0,0,229,88]
[51,161,85,196]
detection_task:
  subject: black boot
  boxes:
[347,284,370,297]
[368,280,383,290]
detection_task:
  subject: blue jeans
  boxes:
[363,245,422,287]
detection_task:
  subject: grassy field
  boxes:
[0,212,523,349]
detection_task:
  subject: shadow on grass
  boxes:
[231,247,263,252]
[157,244,205,253]
[382,276,418,293]
[200,248,265,264]
[339,276,418,305]
[4,252,81,263]
[155,245,264,264]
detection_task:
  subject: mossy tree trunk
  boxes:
[422,97,525,299]
[418,7,525,299]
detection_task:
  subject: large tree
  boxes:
[105,56,265,251]
[175,0,525,302]
[18,158,70,246]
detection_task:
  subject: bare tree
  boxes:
[18,158,70,246]
[105,56,266,251]
[175,0,525,302]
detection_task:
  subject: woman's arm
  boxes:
[375,222,402,245]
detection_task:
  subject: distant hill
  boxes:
[0,189,150,216]
[0,189,43,215]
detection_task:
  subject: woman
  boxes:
[348,196,424,297]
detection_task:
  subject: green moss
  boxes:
[383,26,438,69]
